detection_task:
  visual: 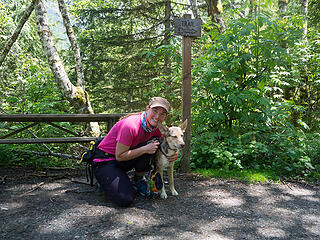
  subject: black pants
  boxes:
[93,141,156,207]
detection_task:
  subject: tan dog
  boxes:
[156,120,187,199]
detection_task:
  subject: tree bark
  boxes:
[164,0,171,75]
[35,0,100,136]
[278,0,288,17]
[301,0,308,39]
[0,0,39,67]
[57,0,84,89]
[249,0,257,16]
[278,0,288,48]
[205,0,226,33]
[228,1,245,18]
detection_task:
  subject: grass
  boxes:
[193,168,280,183]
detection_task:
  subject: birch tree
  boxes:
[57,0,84,89]
[0,0,39,67]
[35,0,100,136]
[301,0,308,39]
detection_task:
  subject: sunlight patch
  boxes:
[302,214,320,235]
[41,182,65,191]
[206,190,244,208]
[214,197,244,208]
[258,227,286,238]
[301,195,320,203]
[0,202,24,211]
[284,187,315,196]
[38,216,74,233]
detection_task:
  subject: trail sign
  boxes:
[173,18,202,37]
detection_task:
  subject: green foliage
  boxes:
[191,13,320,181]
[193,14,281,133]
[142,36,184,125]
[0,0,68,115]
[191,126,320,181]
[0,0,76,166]
[69,0,175,113]
[266,130,320,177]
[309,0,320,28]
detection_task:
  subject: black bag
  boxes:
[79,136,113,186]
[79,136,105,165]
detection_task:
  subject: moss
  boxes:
[72,86,86,104]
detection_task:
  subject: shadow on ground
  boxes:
[0,167,319,240]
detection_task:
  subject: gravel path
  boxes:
[0,167,319,240]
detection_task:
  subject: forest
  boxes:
[0,0,319,182]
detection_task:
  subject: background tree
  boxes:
[35,0,100,136]
[278,0,288,16]
[309,0,320,28]
[205,0,225,32]
[0,0,39,67]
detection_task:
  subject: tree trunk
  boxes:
[57,0,84,89]
[0,0,39,67]
[301,0,308,39]
[278,0,288,49]
[278,0,288,17]
[164,0,171,75]
[35,0,100,136]
[249,0,257,16]
[205,0,226,33]
[228,1,245,18]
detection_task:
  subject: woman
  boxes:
[93,97,178,207]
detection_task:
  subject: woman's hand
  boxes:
[167,150,179,162]
[143,141,160,154]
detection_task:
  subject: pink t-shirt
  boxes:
[94,114,161,162]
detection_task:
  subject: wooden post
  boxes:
[181,14,192,173]
[173,14,201,173]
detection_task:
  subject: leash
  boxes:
[159,141,170,157]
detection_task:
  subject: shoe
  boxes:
[133,179,154,198]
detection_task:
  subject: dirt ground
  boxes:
[0,167,319,240]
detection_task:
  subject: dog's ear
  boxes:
[157,123,169,136]
[179,119,188,133]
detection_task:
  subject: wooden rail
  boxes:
[0,114,125,144]
[0,114,124,122]
[0,137,97,144]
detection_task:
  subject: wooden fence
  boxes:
[0,114,124,144]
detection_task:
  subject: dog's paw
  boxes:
[171,190,179,196]
[160,191,168,199]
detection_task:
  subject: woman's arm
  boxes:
[115,141,160,161]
